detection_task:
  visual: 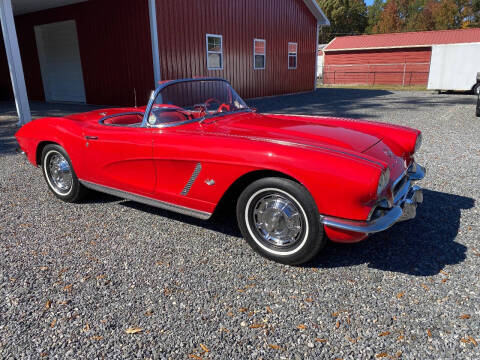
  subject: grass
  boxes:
[317,83,428,91]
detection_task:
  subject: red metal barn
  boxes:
[0,0,329,113]
[322,29,480,87]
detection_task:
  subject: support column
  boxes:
[0,0,31,126]
[148,0,161,86]
[314,22,319,90]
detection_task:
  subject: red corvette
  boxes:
[15,78,425,264]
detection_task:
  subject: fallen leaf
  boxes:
[397,335,404,341]
[125,326,143,334]
[39,266,48,271]
[50,318,57,328]
[440,270,448,276]
[96,274,107,280]
[459,314,471,319]
[237,288,246,293]
[90,336,103,341]
[442,278,448,283]
[268,344,282,350]
[469,336,478,347]
[220,327,229,333]
[347,337,357,343]
[332,312,339,317]
[376,353,388,358]
[200,344,209,352]
[40,353,48,357]
[63,284,73,292]
[421,284,429,291]
[145,310,154,316]
[188,355,202,360]
[249,324,264,329]
[378,331,391,337]
[305,297,314,303]
[84,323,90,331]
[297,324,307,330]
[460,338,470,343]
[247,311,254,317]
[45,300,51,309]
[397,292,405,299]
[335,320,340,329]
[266,306,273,313]
[427,329,432,337]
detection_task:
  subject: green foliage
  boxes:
[316,0,368,42]
[315,0,480,41]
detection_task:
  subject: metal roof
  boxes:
[324,28,480,52]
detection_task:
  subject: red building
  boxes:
[322,28,480,86]
[0,0,329,120]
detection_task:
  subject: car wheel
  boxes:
[41,144,87,202]
[236,177,325,265]
[473,83,480,95]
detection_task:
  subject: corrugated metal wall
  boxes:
[1,0,317,104]
[323,48,432,86]
[155,0,317,99]
[0,27,14,100]
[11,0,154,106]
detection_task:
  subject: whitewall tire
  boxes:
[236,177,325,265]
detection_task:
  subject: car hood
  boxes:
[203,113,382,153]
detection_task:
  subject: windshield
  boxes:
[146,79,249,127]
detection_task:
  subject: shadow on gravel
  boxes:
[308,189,474,276]
[91,188,473,277]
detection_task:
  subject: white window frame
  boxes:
[288,42,298,70]
[206,34,223,70]
[253,38,266,70]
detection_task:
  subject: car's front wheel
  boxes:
[236,177,325,265]
[41,144,87,202]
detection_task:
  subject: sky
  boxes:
[365,0,375,5]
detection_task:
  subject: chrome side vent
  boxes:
[181,162,202,196]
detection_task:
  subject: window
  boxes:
[288,42,297,69]
[254,39,266,70]
[206,34,223,70]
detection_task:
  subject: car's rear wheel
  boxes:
[236,177,325,265]
[41,144,87,202]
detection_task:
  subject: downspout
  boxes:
[148,0,161,85]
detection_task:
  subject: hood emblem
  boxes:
[205,179,215,186]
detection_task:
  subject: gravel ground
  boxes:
[0,90,479,359]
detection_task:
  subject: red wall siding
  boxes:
[155,0,317,99]
[13,0,154,106]
[323,48,432,86]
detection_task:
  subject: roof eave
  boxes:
[303,0,330,26]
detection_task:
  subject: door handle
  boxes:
[85,136,98,140]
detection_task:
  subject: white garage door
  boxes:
[34,20,86,103]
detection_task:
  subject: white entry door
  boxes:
[34,20,86,103]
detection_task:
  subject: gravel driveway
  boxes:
[1,90,479,359]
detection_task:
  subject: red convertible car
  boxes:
[16,78,425,265]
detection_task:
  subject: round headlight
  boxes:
[377,168,390,195]
[414,133,422,153]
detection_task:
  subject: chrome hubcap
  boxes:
[252,193,303,247]
[48,153,73,193]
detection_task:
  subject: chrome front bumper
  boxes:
[321,163,426,234]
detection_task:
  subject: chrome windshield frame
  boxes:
[141,77,251,129]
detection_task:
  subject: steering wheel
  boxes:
[218,103,231,112]
[204,98,223,112]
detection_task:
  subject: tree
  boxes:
[366,0,385,33]
[317,0,368,43]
